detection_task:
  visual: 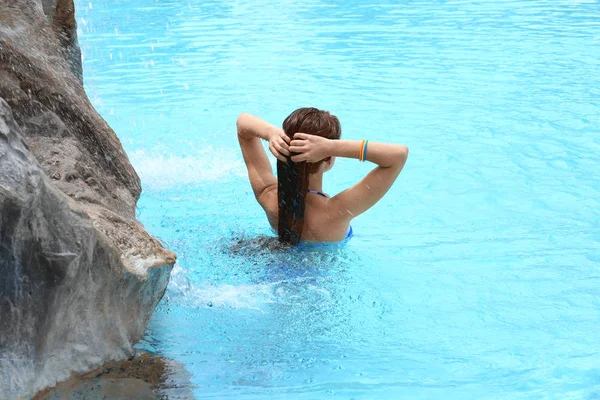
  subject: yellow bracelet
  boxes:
[359,139,366,161]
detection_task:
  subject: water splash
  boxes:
[129,148,246,190]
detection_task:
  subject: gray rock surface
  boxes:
[0,1,176,399]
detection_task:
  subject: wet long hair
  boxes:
[277,108,341,245]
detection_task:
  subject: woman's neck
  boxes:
[308,173,324,192]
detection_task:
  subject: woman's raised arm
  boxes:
[236,113,290,211]
[289,133,408,220]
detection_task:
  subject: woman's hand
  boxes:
[268,129,291,162]
[289,133,331,163]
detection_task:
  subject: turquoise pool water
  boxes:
[75,0,600,398]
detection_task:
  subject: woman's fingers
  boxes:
[271,133,312,161]
[278,138,290,151]
[268,143,277,159]
[291,153,308,162]
[289,139,306,147]
[279,132,291,144]
[293,132,309,140]
[269,143,287,162]
[275,142,290,156]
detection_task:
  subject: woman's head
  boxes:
[282,107,341,173]
[277,107,341,245]
[282,107,341,139]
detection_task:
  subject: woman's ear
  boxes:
[325,156,335,171]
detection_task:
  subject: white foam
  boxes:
[129,147,246,190]
[188,282,277,312]
[167,267,275,312]
[167,264,332,312]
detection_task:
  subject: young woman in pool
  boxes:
[237,107,409,245]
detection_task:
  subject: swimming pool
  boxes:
[75,0,600,398]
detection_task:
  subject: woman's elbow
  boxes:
[236,112,251,138]
[236,112,247,130]
[395,145,409,165]
[400,145,409,158]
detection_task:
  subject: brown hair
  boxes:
[277,107,341,245]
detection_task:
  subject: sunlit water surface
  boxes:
[75,0,600,398]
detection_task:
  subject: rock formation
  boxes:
[33,352,194,400]
[0,1,176,398]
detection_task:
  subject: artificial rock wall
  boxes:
[0,1,176,398]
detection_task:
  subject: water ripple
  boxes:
[77,0,600,398]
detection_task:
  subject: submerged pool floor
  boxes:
[76,0,600,398]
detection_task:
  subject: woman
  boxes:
[237,107,408,245]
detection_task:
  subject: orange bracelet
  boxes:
[359,139,366,161]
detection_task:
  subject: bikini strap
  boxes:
[308,189,329,198]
